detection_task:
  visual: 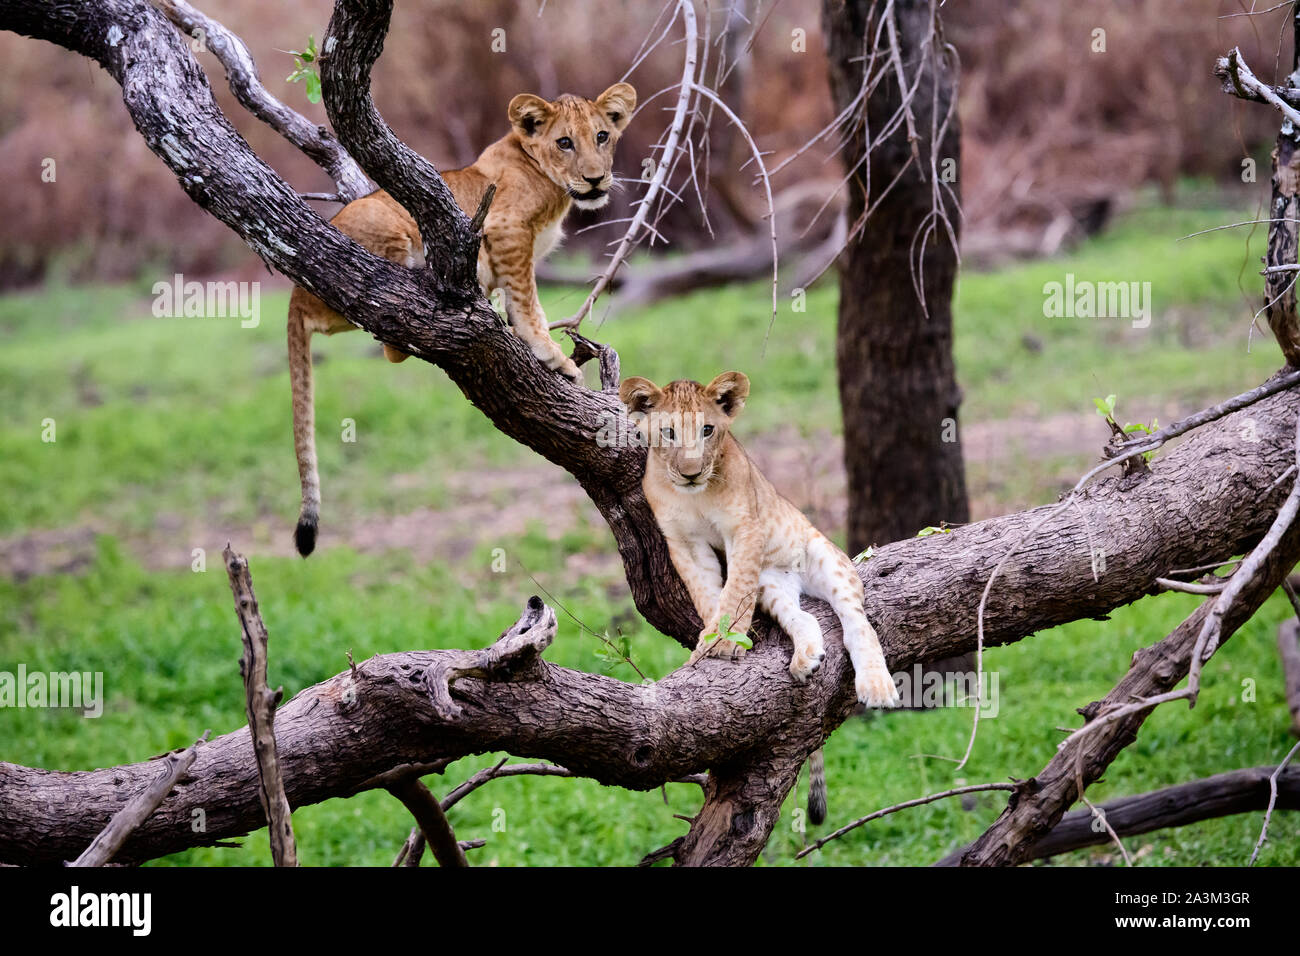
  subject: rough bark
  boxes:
[1279,619,1300,737]
[824,0,969,553]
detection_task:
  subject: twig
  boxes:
[550,0,698,331]
[795,783,1015,859]
[152,0,371,201]
[71,731,210,866]
[1155,577,1228,594]
[224,545,298,866]
[1249,739,1300,864]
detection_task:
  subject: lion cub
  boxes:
[619,372,900,709]
[288,83,636,555]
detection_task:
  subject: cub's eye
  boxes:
[596,130,609,145]
[660,426,676,443]
[557,136,574,151]
[700,424,715,438]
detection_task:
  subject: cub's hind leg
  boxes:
[804,535,899,707]
[758,568,825,683]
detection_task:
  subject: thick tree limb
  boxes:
[1217,42,1300,366]
[1278,618,1300,737]
[70,731,209,867]
[225,546,297,867]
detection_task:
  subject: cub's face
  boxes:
[509,83,637,210]
[618,372,750,493]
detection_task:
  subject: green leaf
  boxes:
[305,72,321,104]
[729,633,753,650]
[853,546,874,563]
[916,525,951,537]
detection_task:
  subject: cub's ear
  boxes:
[705,371,750,418]
[509,93,553,137]
[595,83,637,131]
[619,376,660,416]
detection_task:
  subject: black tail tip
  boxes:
[295,517,318,557]
[808,791,827,827]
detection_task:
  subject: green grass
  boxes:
[1,200,1297,865]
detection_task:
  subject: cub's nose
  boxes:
[583,176,604,188]
[680,470,703,481]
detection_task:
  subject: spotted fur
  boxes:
[288,83,636,555]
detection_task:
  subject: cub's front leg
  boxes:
[489,227,583,383]
[690,525,765,664]
[662,535,733,663]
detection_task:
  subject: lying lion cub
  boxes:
[619,371,900,709]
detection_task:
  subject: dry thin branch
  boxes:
[71,731,210,867]
[945,506,1300,866]
[550,0,698,331]
[1249,739,1300,864]
[1155,576,1228,594]
[1186,409,1300,700]
[224,545,298,867]
[152,0,371,201]
[795,783,1015,859]
[1007,766,1300,862]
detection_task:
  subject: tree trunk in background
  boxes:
[823,0,968,553]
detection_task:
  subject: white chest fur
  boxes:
[534,220,564,262]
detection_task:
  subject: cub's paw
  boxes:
[855,665,900,708]
[688,632,747,666]
[788,642,825,684]
[558,359,585,384]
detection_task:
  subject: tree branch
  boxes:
[152,0,372,202]
[70,731,210,867]
[225,546,297,867]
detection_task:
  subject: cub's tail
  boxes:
[807,747,827,826]
[288,295,320,556]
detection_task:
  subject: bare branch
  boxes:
[225,546,297,867]
[152,0,371,201]
[70,731,210,867]
[550,0,698,331]
[1249,740,1300,864]
[387,777,468,868]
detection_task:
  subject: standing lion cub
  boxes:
[619,371,899,707]
[289,83,636,555]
